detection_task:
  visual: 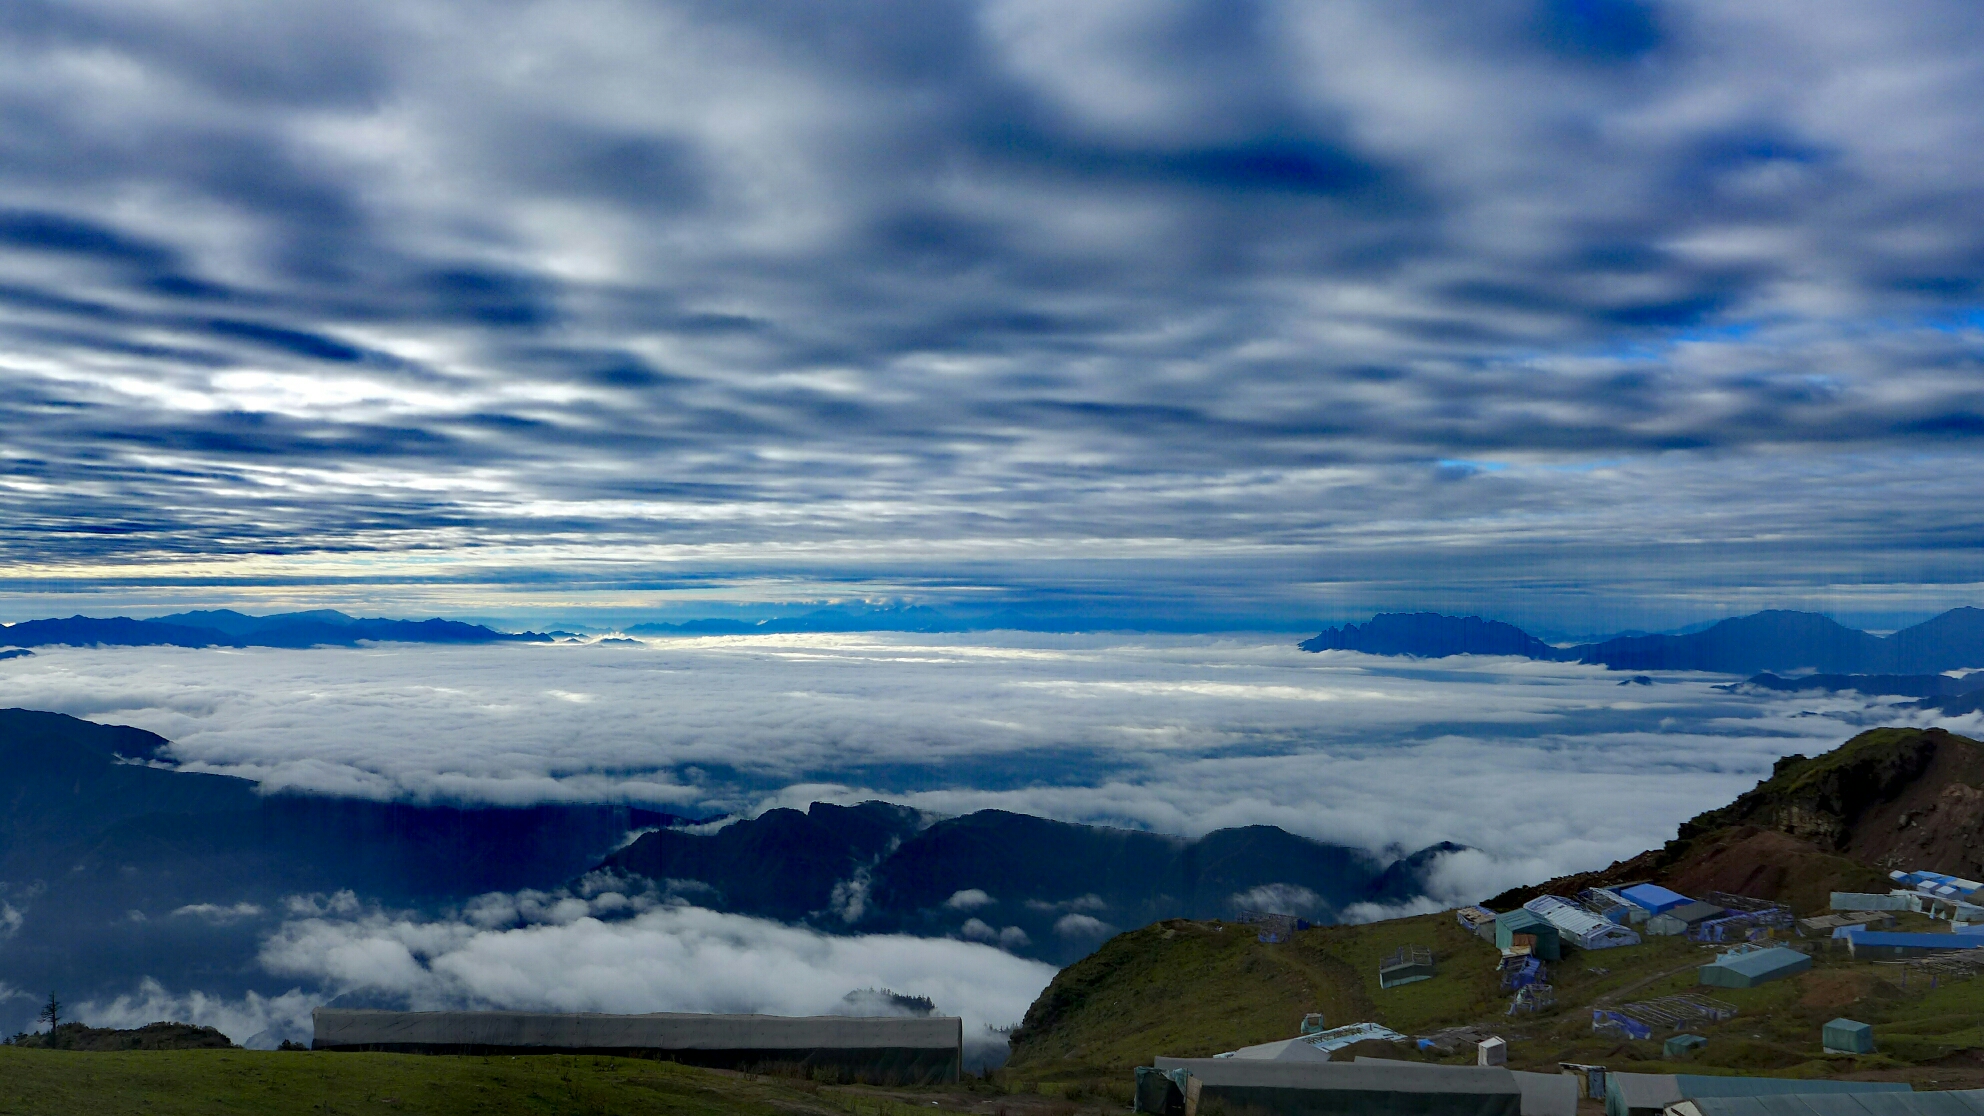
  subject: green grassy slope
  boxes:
[1006,908,1984,1088]
[0,1049,855,1116]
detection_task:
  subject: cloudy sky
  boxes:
[1,0,1982,632]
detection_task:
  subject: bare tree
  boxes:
[36,992,59,1032]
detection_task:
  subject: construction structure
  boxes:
[1593,1010,1653,1041]
[1500,955,1546,994]
[1283,1021,1407,1054]
[1799,912,1895,936]
[1382,945,1437,989]
[1525,895,1642,950]
[1663,1034,1707,1058]
[1699,945,1812,988]
[1822,1018,1875,1055]
[1604,1073,1909,1116]
[1648,901,1728,937]
[1614,995,1738,1033]
[1147,1057,1524,1116]
[1560,1064,1608,1101]
[1666,1093,1984,1116]
[1836,928,1984,961]
[1458,907,1500,941]
[1581,888,1648,925]
[1240,910,1314,944]
[1508,984,1556,1015]
[310,1009,962,1084]
[1496,909,1562,961]
[1693,893,1793,943]
[1831,892,1911,912]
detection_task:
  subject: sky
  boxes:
[3,0,1984,633]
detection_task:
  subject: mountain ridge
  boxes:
[1301,606,1984,675]
[0,611,553,649]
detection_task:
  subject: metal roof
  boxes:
[1620,884,1691,913]
[1671,1092,1984,1116]
[1153,1058,1522,1096]
[1704,947,1811,977]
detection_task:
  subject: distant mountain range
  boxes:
[0,708,1457,1014]
[1302,607,1984,675]
[0,610,555,649]
[627,605,963,636]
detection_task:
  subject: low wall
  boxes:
[312,1010,962,1084]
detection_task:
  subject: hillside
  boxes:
[0,1048,894,1116]
[1488,726,1984,908]
[1006,725,1984,1086]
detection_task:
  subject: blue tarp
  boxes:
[1620,884,1691,915]
[1839,930,1984,959]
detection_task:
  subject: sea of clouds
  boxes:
[4,632,1973,1044]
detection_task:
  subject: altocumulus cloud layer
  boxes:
[2,1,1984,627]
[6,635,1977,894]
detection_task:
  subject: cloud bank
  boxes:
[74,884,1054,1060]
[7,634,1975,893]
[1,2,1983,626]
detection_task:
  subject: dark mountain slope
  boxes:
[599,802,928,921]
[0,709,685,1000]
[605,805,1464,965]
[1885,606,1984,673]
[1565,610,1887,673]
[1298,613,1556,658]
[1485,725,1984,911]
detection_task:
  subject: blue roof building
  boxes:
[1619,884,1692,916]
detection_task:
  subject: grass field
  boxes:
[0,1048,972,1116]
[1004,910,1984,1091]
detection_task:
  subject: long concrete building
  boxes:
[311,1009,962,1084]
[1149,1056,1524,1116]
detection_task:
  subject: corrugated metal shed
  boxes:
[1525,896,1642,950]
[1496,910,1562,961]
[1822,1019,1874,1055]
[311,1009,962,1084]
[1605,1073,1909,1116]
[1698,947,1812,988]
[1666,1092,1984,1116]
[1353,1058,1577,1116]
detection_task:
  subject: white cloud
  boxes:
[943,889,994,911]
[1230,884,1322,917]
[253,894,1055,1055]
[75,979,318,1048]
[172,902,265,923]
[0,635,1935,894]
[1053,914,1113,939]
